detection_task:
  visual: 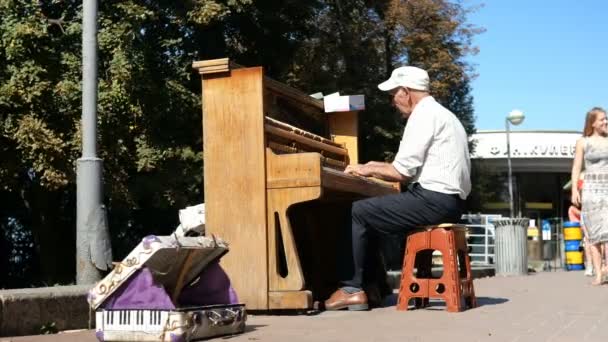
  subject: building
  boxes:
[470,130,581,225]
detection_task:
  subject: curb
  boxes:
[0,285,90,337]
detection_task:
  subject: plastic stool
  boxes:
[397,223,477,312]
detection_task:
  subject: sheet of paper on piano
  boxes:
[323,92,365,112]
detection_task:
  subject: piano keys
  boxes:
[95,305,246,341]
[96,309,167,332]
[192,58,400,310]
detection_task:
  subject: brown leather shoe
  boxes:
[324,289,369,311]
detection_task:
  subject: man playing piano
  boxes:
[325,66,471,311]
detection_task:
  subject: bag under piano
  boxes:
[88,234,246,341]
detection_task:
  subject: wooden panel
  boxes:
[268,291,312,309]
[201,67,268,310]
[267,186,321,291]
[192,58,229,75]
[328,111,359,165]
[232,61,325,112]
[265,78,324,111]
[266,149,322,189]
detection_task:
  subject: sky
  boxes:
[467,1,608,132]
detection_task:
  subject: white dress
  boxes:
[581,137,608,244]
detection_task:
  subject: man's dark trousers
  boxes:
[339,182,465,289]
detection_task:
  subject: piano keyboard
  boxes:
[96,309,169,331]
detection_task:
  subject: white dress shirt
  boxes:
[392,96,471,200]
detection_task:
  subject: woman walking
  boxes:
[572,107,608,285]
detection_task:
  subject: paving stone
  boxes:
[8,271,608,342]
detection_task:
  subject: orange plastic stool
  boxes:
[397,223,477,312]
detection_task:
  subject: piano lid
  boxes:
[192,58,324,110]
[88,235,229,310]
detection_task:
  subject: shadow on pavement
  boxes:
[380,294,509,309]
[244,324,266,333]
[475,296,509,307]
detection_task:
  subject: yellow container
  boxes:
[564,227,583,240]
[566,251,584,264]
[527,227,539,237]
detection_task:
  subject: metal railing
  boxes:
[465,223,495,265]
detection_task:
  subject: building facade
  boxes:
[470,130,581,225]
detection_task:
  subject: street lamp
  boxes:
[506,109,525,219]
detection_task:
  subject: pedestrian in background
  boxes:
[568,172,594,276]
[571,107,608,285]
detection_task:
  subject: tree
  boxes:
[0,0,241,286]
[0,0,321,287]
[384,0,482,132]
[0,0,482,287]
[286,0,482,161]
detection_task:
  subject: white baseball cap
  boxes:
[378,66,429,92]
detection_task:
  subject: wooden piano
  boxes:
[192,58,399,310]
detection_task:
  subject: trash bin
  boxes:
[492,218,530,276]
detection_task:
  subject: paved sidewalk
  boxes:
[7,270,608,342]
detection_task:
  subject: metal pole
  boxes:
[506,118,514,220]
[76,0,104,284]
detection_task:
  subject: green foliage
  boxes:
[283,0,482,162]
[385,0,483,134]
[0,0,209,285]
[0,0,482,287]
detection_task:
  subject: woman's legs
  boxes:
[590,243,603,285]
[569,207,593,275]
[581,225,594,276]
[584,240,594,276]
[603,242,608,273]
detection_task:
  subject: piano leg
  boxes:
[266,189,390,310]
[267,187,320,309]
[268,291,312,310]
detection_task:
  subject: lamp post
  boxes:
[506,109,525,219]
[76,0,111,284]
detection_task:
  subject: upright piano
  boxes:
[192,58,399,310]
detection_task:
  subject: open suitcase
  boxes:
[88,235,246,341]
